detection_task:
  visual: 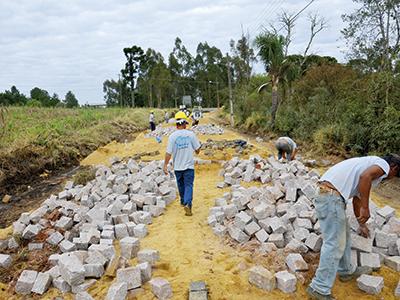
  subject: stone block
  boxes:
[255,229,269,243]
[395,280,400,297]
[149,277,173,299]
[244,221,261,236]
[13,222,26,235]
[137,249,160,266]
[293,218,313,231]
[357,274,384,295]
[55,216,73,230]
[28,243,43,251]
[248,265,275,291]
[106,281,127,300]
[234,211,252,229]
[351,234,373,253]
[120,237,140,259]
[48,254,61,266]
[375,230,397,248]
[268,233,285,248]
[84,264,104,278]
[53,276,71,293]
[88,244,115,260]
[253,203,275,220]
[31,272,51,295]
[305,233,322,252]
[212,224,227,237]
[60,240,77,253]
[376,205,395,220]
[47,231,64,246]
[275,270,296,293]
[15,270,38,295]
[269,216,287,234]
[0,253,12,268]
[22,224,41,240]
[286,253,308,272]
[285,239,308,254]
[58,253,85,286]
[260,242,278,254]
[293,228,310,242]
[138,262,152,283]
[384,256,400,271]
[359,252,381,270]
[222,204,238,219]
[116,266,142,290]
[101,230,115,240]
[114,224,129,240]
[228,226,250,243]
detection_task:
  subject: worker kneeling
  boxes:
[163,111,201,216]
[275,136,297,162]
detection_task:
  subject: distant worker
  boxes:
[149,111,155,131]
[275,136,297,162]
[307,154,400,300]
[164,111,169,123]
[163,111,201,216]
[191,113,199,127]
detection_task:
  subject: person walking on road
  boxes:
[307,154,400,300]
[275,136,297,162]
[149,111,156,131]
[164,111,169,123]
[163,111,201,216]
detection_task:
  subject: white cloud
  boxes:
[0,0,358,104]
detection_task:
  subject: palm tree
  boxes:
[255,32,296,127]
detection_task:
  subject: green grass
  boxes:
[0,107,164,153]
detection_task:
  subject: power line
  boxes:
[247,0,282,36]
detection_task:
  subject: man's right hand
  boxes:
[357,206,370,224]
[163,165,168,175]
[357,224,370,238]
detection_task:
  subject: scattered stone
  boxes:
[248,265,276,291]
[31,272,51,295]
[59,240,77,253]
[58,253,85,286]
[357,274,384,295]
[120,237,140,259]
[15,270,38,295]
[275,270,297,293]
[359,252,381,270]
[137,249,160,266]
[395,280,400,297]
[75,291,95,300]
[376,205,395,220]
[286,253,308,272]
[116,266,142,290]
[384,256,400,271]
[0,253,12,268]
[305,233,322,252]
[351,234,373,253]
[47,231,64,246]
[149,277,173,299]
[106,281,127,300]
[138,262,152,283]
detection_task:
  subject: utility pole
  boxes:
[226,55,234,127]
[216,80,220,108]
[118,73,122,107]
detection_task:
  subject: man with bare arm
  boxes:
[307,154,400,300]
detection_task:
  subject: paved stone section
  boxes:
[357,274,384,295]
[15,270,38,295]
[149,277,173,299]
[248,265,276,291]
[275,270,297,293]
[106,281,128,300]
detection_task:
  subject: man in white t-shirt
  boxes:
[163,111,201,216]
[275,137,297,162]
[307,154,400,300]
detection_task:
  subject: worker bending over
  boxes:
[307,154,400,300]
[275,136,297,162]
[163,111,201,216]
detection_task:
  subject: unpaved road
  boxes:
[0,112,398,299]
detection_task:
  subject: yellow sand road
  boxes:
[0,112,398,300]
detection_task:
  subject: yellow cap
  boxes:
[175,111,188,123]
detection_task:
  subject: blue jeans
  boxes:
[174,169,195,208]
[309,194,355,295]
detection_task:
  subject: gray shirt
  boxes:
[320,156,390,200]
[166,129,201,171]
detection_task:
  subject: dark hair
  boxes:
[382,154,400,177]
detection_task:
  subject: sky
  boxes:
[0,0,358,104]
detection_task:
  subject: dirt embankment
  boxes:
[0,121,142,228]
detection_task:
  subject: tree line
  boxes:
[0,87,79,108]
